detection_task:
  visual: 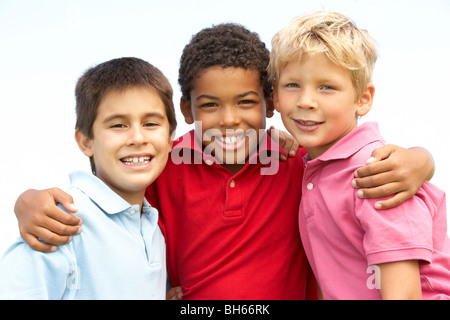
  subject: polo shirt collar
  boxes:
[172,129,286,165]
[305,121,384,163]
[69,170,149,215]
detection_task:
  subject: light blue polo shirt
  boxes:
[0,171,166,299]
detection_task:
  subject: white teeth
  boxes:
[218,135,243,145]
[299,120,320,125]
[121,156,151,165]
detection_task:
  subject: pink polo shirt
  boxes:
[299,122,450,299]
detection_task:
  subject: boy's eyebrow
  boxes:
[196,91,259,101]
[102,114,126,123]
[143,112,166,120]
[102,112,166,123]
[237,91,259,98]
[196,95,219,101]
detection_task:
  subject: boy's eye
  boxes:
[110,123,126,128]
[201,102,218,108]
[144,122,158,127]
[286,83,300,88]
[238,99,256,106]
[320,85,335,91]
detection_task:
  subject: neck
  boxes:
[222,163,246,174]
[112,188,145,213]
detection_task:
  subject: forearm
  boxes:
[352,144,436,209]
[378,260,422,300]
[14,188,81,252]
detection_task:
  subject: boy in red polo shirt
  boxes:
[14,23,435,299]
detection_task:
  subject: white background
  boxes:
[1,0,449,256]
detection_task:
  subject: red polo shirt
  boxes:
[146,130,316,300]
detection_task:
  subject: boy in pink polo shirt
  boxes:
[271,11,450,299]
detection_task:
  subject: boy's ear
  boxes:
[356,83,375,117]
[265,98,274,119]
[180,97,194,124]
[75,129,94,157]
[168,132,174,153]
[272,81,280,112]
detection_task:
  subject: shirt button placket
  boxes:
[224,178,243,219]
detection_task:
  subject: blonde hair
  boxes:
[269,11,378,99]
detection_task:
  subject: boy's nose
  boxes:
[127,126,147,145]
[297,89,318,110]
[220,106,240,127]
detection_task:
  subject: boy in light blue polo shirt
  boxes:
[0,57,176,299]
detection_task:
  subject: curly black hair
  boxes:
[178,23,272,100]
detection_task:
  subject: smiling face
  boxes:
[181,66,273,173]
[75,86,173,205]
[274,53,374,159]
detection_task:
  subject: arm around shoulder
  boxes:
[14,188,82,252]
[353,145,435,209]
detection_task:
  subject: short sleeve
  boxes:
[0,239,74,299]
[354,189,434,266]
